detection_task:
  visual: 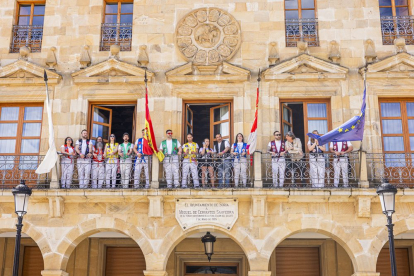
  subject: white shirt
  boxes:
[75,139,88,155]
[159,139,181,154]
[268,140,282,150]
[330,141,352,151]
[215,140,230,152]
[61,145,74,154]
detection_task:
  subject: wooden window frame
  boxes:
[379,0,411,17]
[103,0,133,24]
[0,104,43,156]
[284,0,318,19]
[15,1,46,26]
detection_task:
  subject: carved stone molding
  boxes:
[362,52,414,79]
[175,8,241,65]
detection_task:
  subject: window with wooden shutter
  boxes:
[22,246,44,276]
[376,248,410,276]
[105,246,146,276]
[276,247,320,276]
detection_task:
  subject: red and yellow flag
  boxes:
[144,73,164,162]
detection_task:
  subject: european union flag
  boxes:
[308,84,366,144]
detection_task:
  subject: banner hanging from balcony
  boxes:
[144,71,165,162]
[247,70,261,154]
[36,71,58,174]
[307,75,367,144]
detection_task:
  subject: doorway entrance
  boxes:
[280,100,331,152]
[183,101,233,146]
[89,104,136,144]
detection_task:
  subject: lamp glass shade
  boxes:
[379,192,395,217]
[204,241,214,254]
[14,193,29,217]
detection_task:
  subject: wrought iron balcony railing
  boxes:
[381,16,414,45]
[0,155,49,189]
[285,18,319,47]
[10,25,44,53]
[100,23,133,51]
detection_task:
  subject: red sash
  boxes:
[93,148,104,163]
[64,145,74,162]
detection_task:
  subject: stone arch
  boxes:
[0,218,52,269]
[53,216,153,271]
[261,217,366,272]
[158,225,269,271]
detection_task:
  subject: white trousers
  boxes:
[309,155,325,188]
[163,157,180,188]
[234,158,247,187]
[77,159,91,189]
[61,161,74,188]
[182,160,199,188]
[272,158,285,187]
[120,159,132,188]
[92,162,105,189]
[106,163,117,188]
[134,156,149,188]
[333,157,349,187]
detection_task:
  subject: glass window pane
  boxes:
[285,10,299,19]
[19,5,31,16]
[105,3,118,13]
[380,7,393,17]
[285,0,298,9]
[0,140,16,153]
[407,103,414,116]
[408,120,414,133]
[121,3,133,13]
[23,123,41,137]
[307,103,327,118]
[93,124,109,139]
[18,16,30,25]
[410,137,414,151]
[384,153,406,167]
[213,106,229,122]
[105,15,118,23]
[21,139,40,153]
[1,107,19,121]
[214,122,229,137]
[33,5,45,15]
[382,119,403,134]
[0,123,18,137]
[379,0,392,5]
[301,0,315,8]
[93,108,110,124]
[396,7,409,16]
[32,16,44,26]
[395,0,408,5]
[381,103,401,117]
[302,10,316,19]
[308,120,328,135]
[24,107,42,120]
[120,14,133,24]
[283,106,291,123]
[383,137,404,151]
[283,124,291,135]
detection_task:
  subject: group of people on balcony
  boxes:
[268,130,353,188]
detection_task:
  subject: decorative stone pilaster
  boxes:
[357,196,371,218]
[50,161,60,189]
[359,151,369,188]
[148,196,163,218]
[41,270,68,276]
[48,197,64,218]
[253,152,263,188]
[252,196,266,217]
[143,271,168,276]
[151,156,160,188]
[248,271,271,276]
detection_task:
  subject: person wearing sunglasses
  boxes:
[267,130,286,188]
[182,133,200,188]
[159,129,182,188]
[118,132,134,189]
[104,134,119,188]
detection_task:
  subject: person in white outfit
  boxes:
[60,137,76,188]
[330,140,353,187]
[104,134,118,188]
[118,132,133,189]
[91,141,105,189]
[267,131,286,187]
[182,133,200,188]
[159,130,182,188]
[133,129,150,189]
[75,129,93,188]
[307,130,326,188]
[231,133,248,187]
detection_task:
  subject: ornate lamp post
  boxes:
[12,180,32,276]
[201,232,216,262]
[376,180,398,276]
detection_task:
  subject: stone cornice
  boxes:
[361,52,414,79]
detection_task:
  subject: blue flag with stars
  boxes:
[307,83,366,144]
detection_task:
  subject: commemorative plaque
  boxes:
[175,199,238,230]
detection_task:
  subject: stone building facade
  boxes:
[0,0,414,275]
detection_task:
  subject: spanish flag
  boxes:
[144,71,164,162]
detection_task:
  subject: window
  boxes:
[285,0,319,47]
[376,247,410,276]
[10,2,45,53]
[379,0,414,45]
[379,100,414,166]
[276,247,320,276]
[100,1,133,51]
[105,247,145,276]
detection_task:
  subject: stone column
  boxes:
[352,273,380,276]
[253,151,263,188]
[143,271,168,276]
[359,151,369,188]
[50,161,60,189]
[41,270,68,276]
[248,271,271,276]
[151,155,159,189]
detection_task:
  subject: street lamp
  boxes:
[201,232,216,262]
[376,180,398,276]
[12,180,32,276]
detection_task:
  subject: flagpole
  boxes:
[359,66,367,185]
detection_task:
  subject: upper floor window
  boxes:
[100,1,133,51]
[10,2,45,53]
[285,0,319,47]
[379,0,414,45]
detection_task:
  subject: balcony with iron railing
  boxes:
[10,25,44,53]
[100,23,133,51]
[380,16,414,45]
[285,18,319,47]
